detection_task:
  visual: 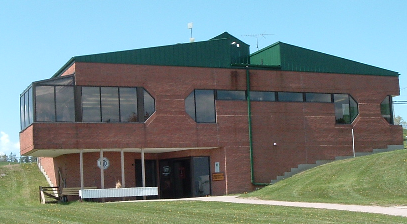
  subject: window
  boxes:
[120,88,138,122]
[20,75,155,130]
[35,86,56,122]
[381,96,393,124]
[305,93,332,103]
[277,92,304,102]
[82,87,101,122]
[81,87,154,123]
[334,94,358,124]
[250,91,275,101]
[20,86,33,130]
[55,86,75,122]
[101,87,120,122]
[185,91,196,121]
[216,90,246,100]
[185,90,216,123]
[144,89,155,120]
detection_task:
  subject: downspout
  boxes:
[246,67,269,186]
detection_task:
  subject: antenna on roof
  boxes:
[242,34,274,50]
[188,22,195,43]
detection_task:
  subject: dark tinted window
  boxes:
[185,91,196,121]
[55,86,75,122]
[381,96,393,124]
[35,86,55,122]
[250,91,275,101]
[195,90,216,123]
[120,88,138,122]
[101,87,120,122]
[216,90,245,100]
[334,94,358,124]
[278,92,303,102]
[144,89,155,120]
[306,93,332,103]
[82,87,101,122]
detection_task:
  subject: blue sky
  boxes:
[1,1,407,157]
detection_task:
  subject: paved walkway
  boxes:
[134,195,407,218]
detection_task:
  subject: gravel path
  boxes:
[133,195,407,218]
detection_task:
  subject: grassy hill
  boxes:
[1,155,407,223]
[245,149,407,206]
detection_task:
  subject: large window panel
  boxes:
[278,92,304,102]
[381,96,393,124]
[306,93,332,103]
[195,90,215,123]
[120,87,138,122]
[250,91,275,101]
[144,89,155,120]
[28,87,33,124]
[24,90,30,127]
[101,87,120,122]
[185,91,196,121]
[334,94,350,124]
[55,86,75,122]
[216,90,246,100]
[20,94,25,130]
[35,86,55,122]
[349,96,358,122]
[82,87,101,122]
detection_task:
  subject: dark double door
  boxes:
[160,157,210,199]
[136,157,210,199]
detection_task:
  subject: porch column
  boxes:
[121,149,125,188]
[100,150,104,189]
[141,148,146,188]
[80,150,84,189]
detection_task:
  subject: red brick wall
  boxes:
[21,63,402,195]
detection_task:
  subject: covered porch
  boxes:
[32,147,216,201]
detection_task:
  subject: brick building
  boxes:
[20,32,403,199]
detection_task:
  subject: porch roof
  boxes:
[27,147,218,158]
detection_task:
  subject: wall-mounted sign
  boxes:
[162,166,171,176]
[212,172,225,181]
[214,162,220,173]
[97,157,110,170]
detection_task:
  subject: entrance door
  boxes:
[159,158,191,199]
[159,157,210,199]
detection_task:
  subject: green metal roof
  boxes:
[53,32,250,77]
[250,42,399,76]
[53,32,398,78]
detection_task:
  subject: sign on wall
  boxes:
[212,173,225,181]
[97,157,110,170]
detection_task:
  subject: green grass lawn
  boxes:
[244,149,407,206]
[1,156,407,223]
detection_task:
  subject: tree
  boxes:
[394,115,407,128]
[0,153,6,162]
[7,152,17,163]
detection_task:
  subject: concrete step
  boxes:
[270,145,404,185]
[355,152,371,157]
[315,160,332,165]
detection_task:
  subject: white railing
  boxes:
[79,187,158,199]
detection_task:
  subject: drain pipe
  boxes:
[246,67,269,186]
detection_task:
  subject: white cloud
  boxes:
[0,131,20,156]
